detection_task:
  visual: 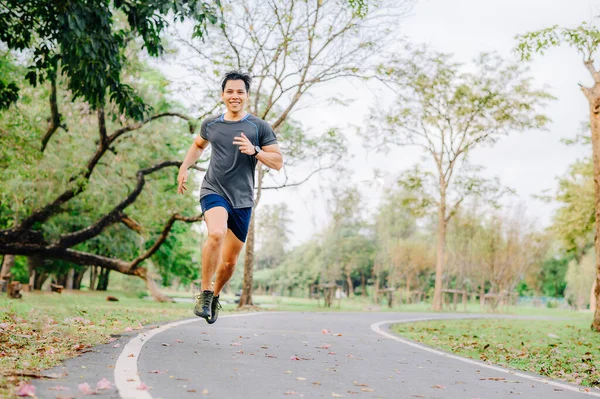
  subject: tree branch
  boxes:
[40,76,63,152]
[0,213,204,274]
[584,59,600,84]
[129,213,204,269]
[262,158,340,190]
[8,113,196,236]
[52,161,205,249]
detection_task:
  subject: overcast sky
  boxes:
[160,0,599,246]
[251,0,599,245]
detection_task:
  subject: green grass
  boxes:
[392,316,600,387]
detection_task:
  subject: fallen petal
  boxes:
[96,378,112,390]
[137,382,149,390]
[78,382,93,395]
[16,383,36,397]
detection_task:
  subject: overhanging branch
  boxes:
[52,161,205,249]
[0,213,204,274]
[8,112,197,236]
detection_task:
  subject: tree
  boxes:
[0,49,209,300]
[174,0,411,306]
[516,21,600,329]
[371,48,551,310]
[0,0,220,121]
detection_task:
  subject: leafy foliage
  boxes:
[0,0,220,118]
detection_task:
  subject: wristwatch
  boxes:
[253,145,261,156]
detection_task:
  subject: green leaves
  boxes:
[0,0,220,120]
[515,22,600,61]
[0,80,18,110]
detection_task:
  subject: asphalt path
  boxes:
[31,311,600,399]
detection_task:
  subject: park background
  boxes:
[2,0,600,396]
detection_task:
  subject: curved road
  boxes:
[32,312,599,398]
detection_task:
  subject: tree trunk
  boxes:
[591,279,597,311]
[73,268,86,289]
[346,271,353,298]
[592,91,600,330]
[1,255,15,281]
[239,166,265,307]
[34,272,48,290]
[374,271,381,303]
[66,268,75,290]
[239,212,256,306]
[89,266,98,291]
[361,274,367,297]
[28,256,47,290]
[97,268,110,291]
[432,192,447,311]
[135,268,174,302]
[479,280,485,308]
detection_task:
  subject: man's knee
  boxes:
[207,229,227,244]
[222,257,238,270]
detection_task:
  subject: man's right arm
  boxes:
[177,135,209,194]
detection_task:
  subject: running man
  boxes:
[177,71,283,324]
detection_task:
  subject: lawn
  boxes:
[392,316,600,387]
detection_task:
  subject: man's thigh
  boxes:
[203,206,228,234]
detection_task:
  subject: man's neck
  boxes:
[223,110,248,121]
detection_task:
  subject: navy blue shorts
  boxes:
[200,194,252,243]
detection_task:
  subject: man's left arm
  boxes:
[256,144,283,171]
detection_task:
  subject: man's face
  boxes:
[221,79,248,113]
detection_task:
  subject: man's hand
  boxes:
[177,168,188,194]
[233,133,256,155]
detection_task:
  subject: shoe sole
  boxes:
[193,309,211,320]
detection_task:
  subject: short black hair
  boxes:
[221,71,252,93]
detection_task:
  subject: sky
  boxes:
[159,0,599,246]
[259,0,599,245]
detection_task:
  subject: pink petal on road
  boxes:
[124,327,133,332]
[230,342,241,346]
[16,383,36,397]
[290,356,300,360]
[78,382,94,395]
[137,382,149,390]
[96,378,112,390]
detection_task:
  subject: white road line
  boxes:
[371,318,600,398]
[114,313,264,399]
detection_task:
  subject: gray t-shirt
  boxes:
[199,113,278,208]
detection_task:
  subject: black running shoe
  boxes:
[193,290,214,320]
[207,295,222,324]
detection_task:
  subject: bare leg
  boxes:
[213,229,245,296]
[201,207,228,291]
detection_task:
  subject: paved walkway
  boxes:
[32,312,600,398]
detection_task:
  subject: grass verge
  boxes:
[392,316,600,387]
